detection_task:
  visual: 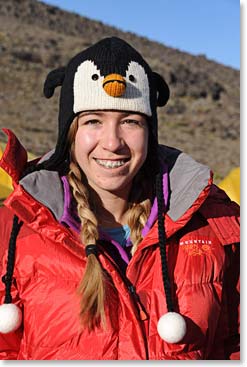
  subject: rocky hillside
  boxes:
[0,0,239,180]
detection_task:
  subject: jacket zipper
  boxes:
[98,243,149,359]
[121,279,149,359]
[127,284,148,321]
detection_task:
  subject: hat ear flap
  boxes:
[43,67,66,98]
[153,72,170,107]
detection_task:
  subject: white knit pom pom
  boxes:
[157,312,187,343]
[0,303,22,333]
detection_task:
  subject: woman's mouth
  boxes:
[94,158,129,169]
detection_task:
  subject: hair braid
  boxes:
[128,199,151,255]
[127,170,154,255]
[67,129,106,330]
[68,160,98,244]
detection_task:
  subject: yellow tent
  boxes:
[0,143,13,199]
[0,142,36,200]
[218,167,240,205]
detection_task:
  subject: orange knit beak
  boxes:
[103,74,126,97]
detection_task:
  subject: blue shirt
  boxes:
[101,225,131,248]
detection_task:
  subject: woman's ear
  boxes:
[43,67,66,98]
[152,72,170,107]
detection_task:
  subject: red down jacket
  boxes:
[0,130,240,360]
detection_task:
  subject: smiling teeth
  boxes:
[95,159,126,168]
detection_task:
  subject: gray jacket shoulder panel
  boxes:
[158,145,211,221]
[20,170,64,220]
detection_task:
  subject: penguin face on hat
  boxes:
[43,37,170,168]
[73,60,151,115]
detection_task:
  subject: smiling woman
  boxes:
[0,37,240,360]
[72,111,148,198]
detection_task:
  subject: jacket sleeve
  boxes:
[199,185,240,359]
[223,244,240,360]
[207,243,240,360]
[0,206,23,360]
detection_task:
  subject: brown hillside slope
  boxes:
[0,0,239,179]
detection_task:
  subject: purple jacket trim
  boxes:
[59,176,81,233]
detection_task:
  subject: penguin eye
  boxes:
[92,74,99,81]
[129,75,136,82]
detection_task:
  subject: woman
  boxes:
[0,37,240,360]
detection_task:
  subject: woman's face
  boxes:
[74,110,148,199]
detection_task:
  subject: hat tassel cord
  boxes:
[0,215,23,334]
[156,173,187,344]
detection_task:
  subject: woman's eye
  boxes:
[122,119,140,125]
[86,119,101,125]
[79,119,101,126]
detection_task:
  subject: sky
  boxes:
[40,0,240,70]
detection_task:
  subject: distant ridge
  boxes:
[0,0,239,178]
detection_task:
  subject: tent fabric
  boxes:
[218,167,240,205]
[0,143,13,199]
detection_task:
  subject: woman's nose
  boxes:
[101,126,124,152]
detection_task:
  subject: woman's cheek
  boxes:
[75,129,98,156]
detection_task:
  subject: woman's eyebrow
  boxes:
[79,112,102,117]
[78,111,131,118]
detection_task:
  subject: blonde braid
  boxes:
[127,176,153,254]
[67,118,106,330]
[68,160,98,244]
[128,199,151,255]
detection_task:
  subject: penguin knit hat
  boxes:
[42,36,170,170]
